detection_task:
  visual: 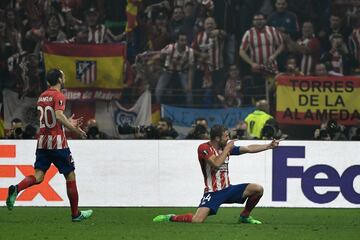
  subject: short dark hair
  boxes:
[210,124,226,140]
[195,117,207,125]
[177,30,187,40]
[46,69,63,86]
[159,117,173,129]
[253,12,266,19]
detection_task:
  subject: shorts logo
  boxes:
[76,60,97,85]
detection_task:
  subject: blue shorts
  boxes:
[198,184,249,215]
[35,148,75,175]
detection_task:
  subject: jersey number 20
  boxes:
[37,106,56,128]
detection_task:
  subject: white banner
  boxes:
[94,90,152,138]
[0,140,359,207]
[2,89,38,129]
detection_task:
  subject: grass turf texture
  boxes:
[0,207,359,240]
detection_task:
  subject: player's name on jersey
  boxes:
[38,96,54,102]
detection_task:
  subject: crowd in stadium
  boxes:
[1,0,360,140]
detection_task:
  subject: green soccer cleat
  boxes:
[153,214,175,222]
[72,209,93,222]
[239,215,262,224]
[6,185,18,210]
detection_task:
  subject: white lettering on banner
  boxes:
[0,140,358,207]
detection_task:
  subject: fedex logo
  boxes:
[272,146,360,204]
[0,145,62,201]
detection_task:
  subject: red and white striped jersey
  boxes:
[37,88,68,149]
[297,36,320,75]
[161,43,194,72]
[87,24,116,43]
[198,142,230,193]
[240,26,283,65]
[192,31,225,71]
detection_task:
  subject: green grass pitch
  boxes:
[0,207,359,240]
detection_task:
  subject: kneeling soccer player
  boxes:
[153,124,281,224]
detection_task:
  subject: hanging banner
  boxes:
[43,42,126,100]
[162,104,254,137]
[276,76,360,125]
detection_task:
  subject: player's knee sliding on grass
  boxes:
[153,183,263,224]
[153,125,281,224]
[6,69,92,222]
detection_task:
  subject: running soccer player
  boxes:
[6,69,93,222]
[153,124,281,224]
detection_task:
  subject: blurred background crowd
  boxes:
[1,0,360,140]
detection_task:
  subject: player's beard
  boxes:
[60,82,65,90]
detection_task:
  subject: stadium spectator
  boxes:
[192,17,226,106]
[186,117,209,139]
[5,69,93,222]
[314,119,347,141]
[186,124,209,139]
[1,8,22,57]
[318,12,352,52]
[349,16,360,72]
[320,33,352,76]
[155,31,194,105]
[267,0,300,39]
[169,6,185,42]
[244,99,274,139]
[153,124,281,224]
[6,118,24,139]
[216,64,243,108]
[146,12,170,51]
[181,1,197,44]
[155,117,179,139]
[240,13,284,72]
[85,118,109,139]
[66,7,125,43]
[314,63,329,76]
[25,14,67,51]
[284,21,320,75]
[239,13,284,103]
[275,55,303,77]
[20,53,46,98]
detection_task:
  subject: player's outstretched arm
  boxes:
[55,110,87,138]
[240,139,282,154]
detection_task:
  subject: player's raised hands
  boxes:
[76,127,87,139]
[268,138,284,149]
[69,114,84,127]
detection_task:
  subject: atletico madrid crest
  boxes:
[76,60,97,85]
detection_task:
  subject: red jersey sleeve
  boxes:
[53,92,66,111]
[198,143,213,161]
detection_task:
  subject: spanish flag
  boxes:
[276,76,360,125]
[125,0,141,33]
[43,42,127,99]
